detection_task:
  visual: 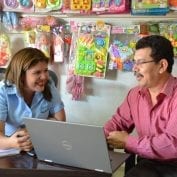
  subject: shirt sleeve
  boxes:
[48,81,64,114]
[125,107,177,160]
[0,84,7,121]
[104,91,134,137]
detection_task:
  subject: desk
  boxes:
[0,152,129,177]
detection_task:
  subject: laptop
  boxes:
[24,118,129,173]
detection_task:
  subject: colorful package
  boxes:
[35,25,51,58]
[92,0,130,14]
[108,25,140,71]
[0,33,11,67]
[3,0,34,12]
[74,21,111,78]
[52,26,64,62]
[131,0,169,15]
[159,22,177,57]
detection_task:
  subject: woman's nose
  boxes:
[40,72,48,80]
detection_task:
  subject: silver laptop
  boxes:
[24,118,129,173]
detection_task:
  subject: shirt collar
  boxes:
[5,83,18,95]
[138,75,177,97]
[162,75,177,97]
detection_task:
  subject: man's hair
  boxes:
[136,35,174,73]
[5,47,52,101]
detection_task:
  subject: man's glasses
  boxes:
[132,60,155,66]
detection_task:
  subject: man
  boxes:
[104,35,177,177]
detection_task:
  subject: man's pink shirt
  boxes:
[104,76,177,160]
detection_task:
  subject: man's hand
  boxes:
[106,131,129,149]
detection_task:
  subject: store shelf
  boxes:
[18,10,177,18]
[17,10,177,25]
[66,11,177,19]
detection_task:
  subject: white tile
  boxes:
[113,165,124,177]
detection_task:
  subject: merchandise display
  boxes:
[0,0,176,100]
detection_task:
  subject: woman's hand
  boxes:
[10,128,33,152]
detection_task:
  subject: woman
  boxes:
[0,47,65,151]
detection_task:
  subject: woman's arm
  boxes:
[0,121,33,151]
[49,108,66,122]
[0,121,11,149]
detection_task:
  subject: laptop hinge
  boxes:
[44,159,53,163]
[94,169,104,172]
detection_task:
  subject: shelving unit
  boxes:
[15,10,176,26]
[20,10,176,16]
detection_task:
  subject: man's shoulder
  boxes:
[126,86,144,101]
[171,76,177,87]
[129,85,142,94]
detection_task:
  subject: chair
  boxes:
[124,153,136,174]
[0,68,6,80]
[48,70,58,87]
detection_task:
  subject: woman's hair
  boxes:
[136,35,174,73]
[5,47,52,101]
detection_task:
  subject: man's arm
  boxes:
[124,105,177,160]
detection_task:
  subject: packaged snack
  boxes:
[3,0,34,12]
[0,33,11,67]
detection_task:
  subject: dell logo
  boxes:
[61,140,72,150]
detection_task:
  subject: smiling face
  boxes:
[133,47,168,89]
[23,61,49,95]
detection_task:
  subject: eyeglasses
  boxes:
[132,60,155,66]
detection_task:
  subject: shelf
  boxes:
[15,10,176,25]
[2,10,177,33]
[17,10,177,19]
[65,11,177,19]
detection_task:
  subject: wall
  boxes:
[57,65,137,125]
[56,60,177,126]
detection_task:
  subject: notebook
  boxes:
[0,148,20,157]
[24,118,129,173]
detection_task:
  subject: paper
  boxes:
[0,148,20,157]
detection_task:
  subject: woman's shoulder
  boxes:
[0,80,16,93]
[0,80,6,88]
[0,80,7,94]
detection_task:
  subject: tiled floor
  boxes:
[112,149,125,177]
[113,165,124,177]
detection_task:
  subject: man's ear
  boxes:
[159,59,168,74]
